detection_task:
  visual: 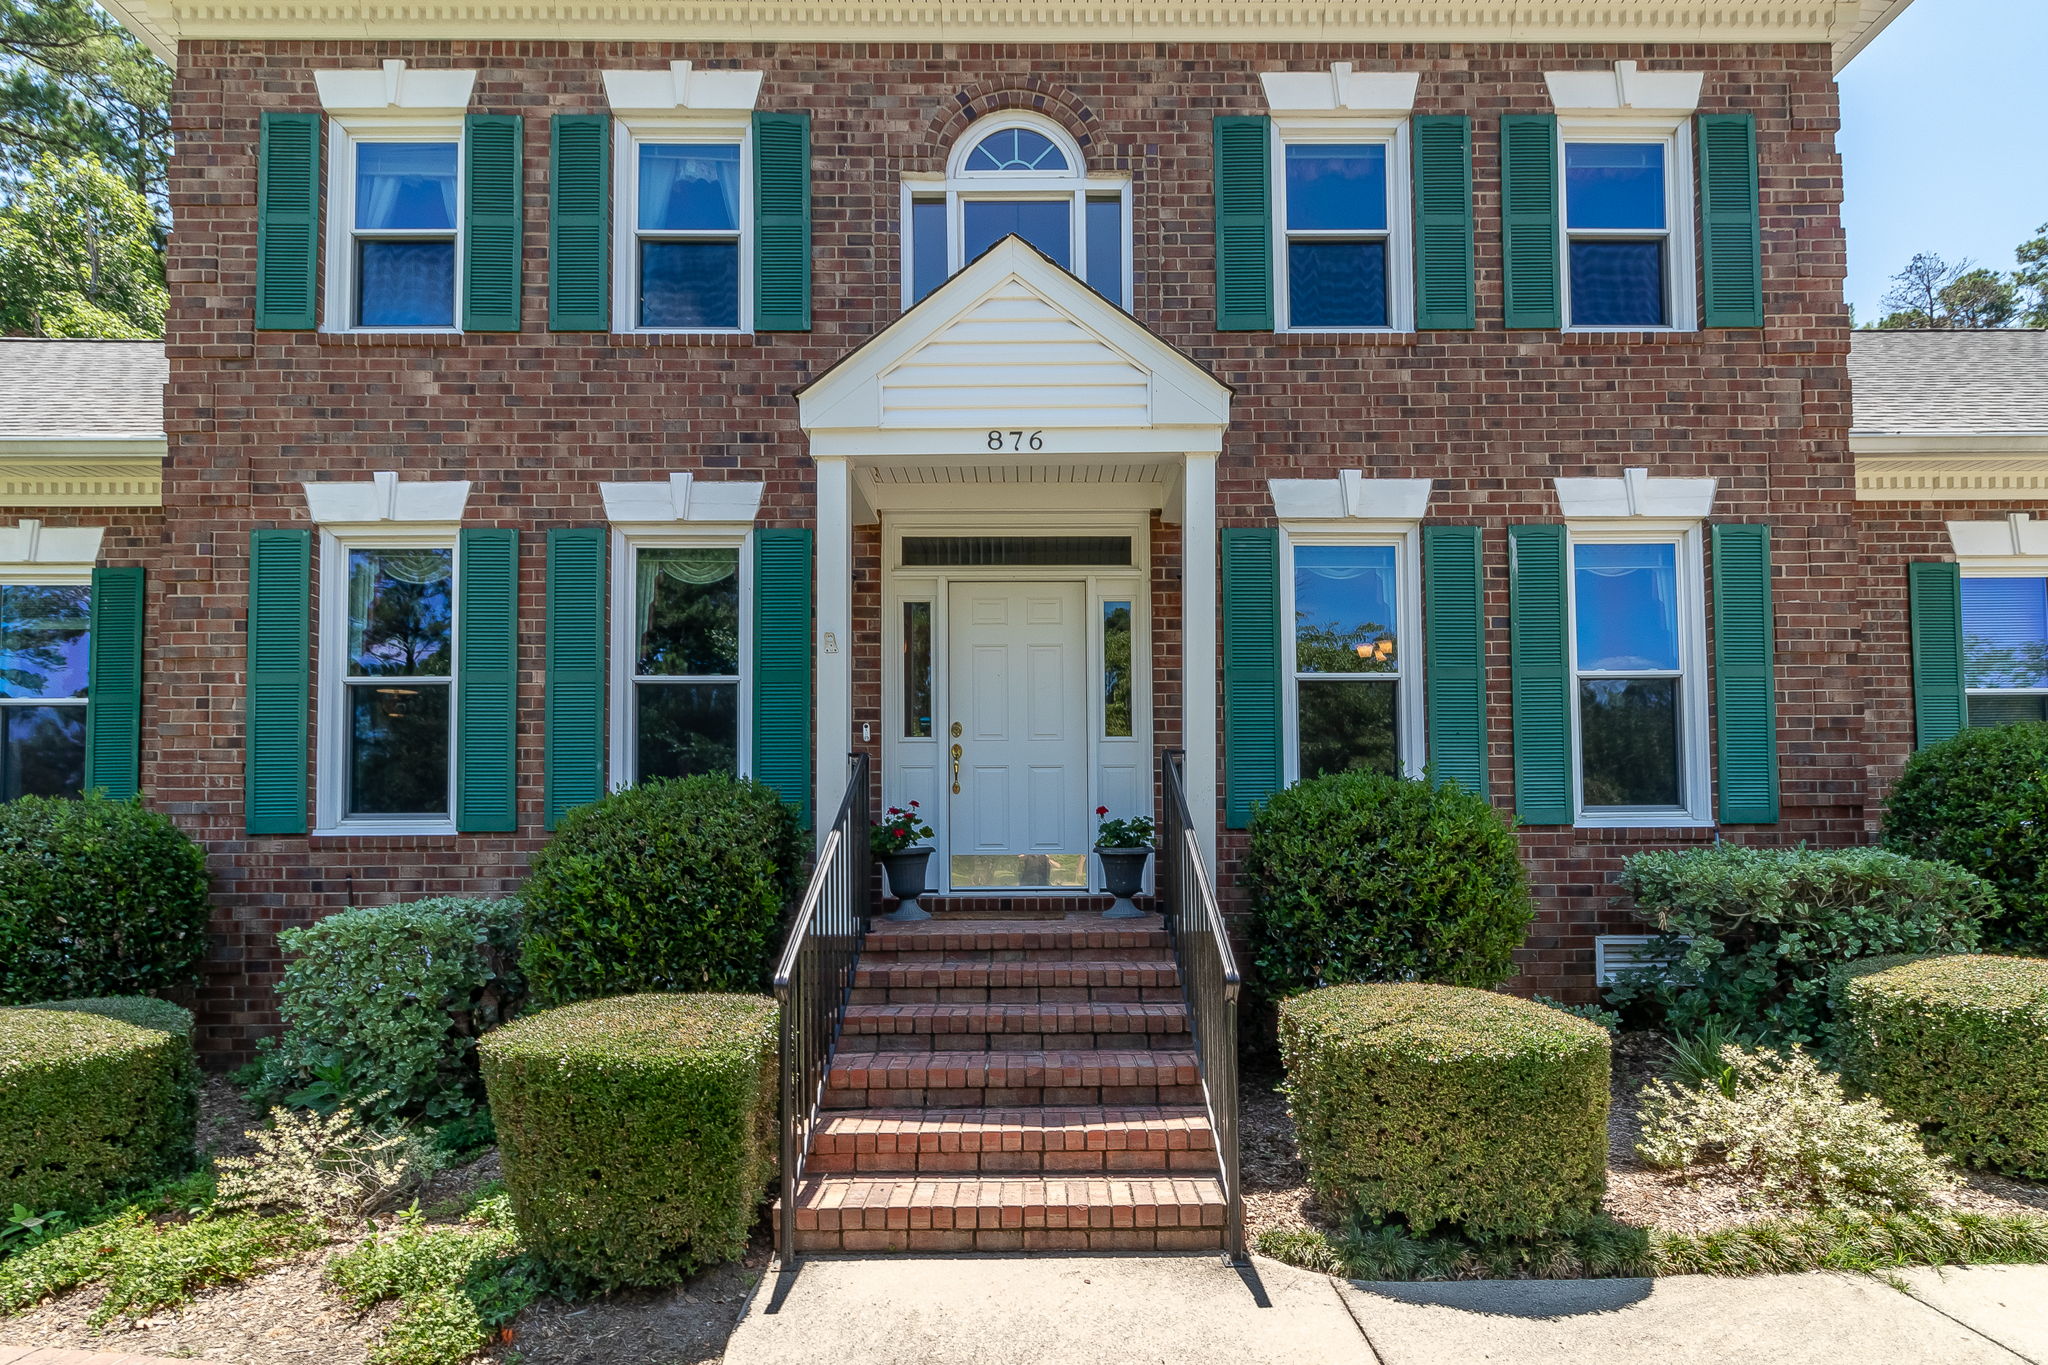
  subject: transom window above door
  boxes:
[904,114,1130,309]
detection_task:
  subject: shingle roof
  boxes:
[1848,330,2048,437]
[0,339,166,440]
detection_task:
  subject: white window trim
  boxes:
[901,111,1132,311]
[1557,115,1698,334]
[322,116,465,336]
[1956,562,2048,716]
[1272,115,1414,334]
[1279,523,1425,784]
[607,526,754,791]
[1566,521,1711,828]
[612,115,754,336]
[314,528,460,836]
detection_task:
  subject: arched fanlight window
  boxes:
[904,112,1129,309]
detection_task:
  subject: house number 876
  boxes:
[987,430,1045,452]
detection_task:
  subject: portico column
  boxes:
[815,454,853,845]
[1181,451,1218,871]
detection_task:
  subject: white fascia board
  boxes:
[602,63,764,114]
[1851,433,2048,453]
[315,62,477,115]
[303,471,472,525]
[1554,469,1716,519]
[599,474,765,526]
[1270,474,1433,522]
[1260,67,1419,115]
[1545,62,1703,117]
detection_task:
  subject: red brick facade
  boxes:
[133,38,1888,1061]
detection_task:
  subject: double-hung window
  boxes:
[1278,137,1405,330]
[617,130,747,332]
[1560,126,1695,330]
[612,538,748,784]
[1284,536,1420,780]
[1568,530,1709,821]
[330,131,462,330]
[0,583,90,799]
[1961,575,2048,725]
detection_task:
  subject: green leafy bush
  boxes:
[1246,773,1533,999]
[0,1205,321,1324]
[249,896,523,1123]
[1835,954,2048,1178]
[1279,983,1610,1239]
[520,777,805,1006]
[1607,846,1992,1044]
[0,1007,197,1214]
[1882,724,2048,948]
[328,1194,542,1365]
[0,794,210,1004]
[480,994,777,1288]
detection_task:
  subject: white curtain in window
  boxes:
[635,547,738,642]
[355,144,458,231]
[637,147,742,232]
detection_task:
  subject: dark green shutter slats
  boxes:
[462,114,524,332]
[1711,524,1779,823]
[752,529,813,824]
[1508,523,1572,824]
[753,111,812,332]
[1909,561,1966,749]
[1697,113,1763,329]
[1221,527,1283,828]
[246,529,310,835]
[549,114,610,332]
[1411,115,1476,331]
[456,528,519,833]
[1499,113,1561,330]
[255,112,321,330]
[84,566,144,800]
[1422,525,1487,795]
[544,528,607,831]
[1213,115,1274,332]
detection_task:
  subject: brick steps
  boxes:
[786,1174,1228,1252]
[842,1001,1191,1051]
[807,1105,1218,1174]
[849,957,1181,1004]
[825,1047,1204,1109]
[860,919,1172,963]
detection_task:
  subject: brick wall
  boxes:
[161,38,1855,1056]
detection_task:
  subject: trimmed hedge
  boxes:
[479,993,778,1288]
[1882,724,2048,949]
[1246,772,1533,1000]
[1608,845,1993,1044]
[1,1003,198,1213]
[1836,954,2048,1178]
[520,777,806,1007]
[0,795,211,1005]
[250,896,523,1124]
[1279,983,1610,1240]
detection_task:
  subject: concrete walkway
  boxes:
[722,1254,2048,1365]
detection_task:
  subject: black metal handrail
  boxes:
[1159,749,1245,1262]
[773,752,872,1262]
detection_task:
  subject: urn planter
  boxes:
[880,846,935,921]
[1096,846,1152,919]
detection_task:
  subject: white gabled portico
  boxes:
[797,236,1231,874]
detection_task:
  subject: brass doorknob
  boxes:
[950,743,962,794]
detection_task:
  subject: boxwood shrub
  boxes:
[1882,724,2048,948]
[1,1003,198,1213]
[520,776,806,1006]
[248,896,523,1124]
[479,993,777,1288]
[1279,983,1610,1240]
[1835,954,2048,1178]
[0,794,211,1005]
[1245,772,1532,1000]
[1608,845,1993,1044]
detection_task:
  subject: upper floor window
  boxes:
[1962,575,2048,725]
[904,114,1129,309]
[328,129,462,331]
[0,583,90,799]
[618,134,747,332]
[1283,534,1421,782]
[1561,125,1696,331]
[1277,130,1409,331]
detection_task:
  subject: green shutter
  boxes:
[1698,113,1763,328]
[549,114,610,332]
[1423,525,1487,795]
[462,114,524,332]
[246,529,310,835]
[1909,560,1966,749]
[1221,527,1283,829]
[1508,524,1572,823]
[752,529,813,824]
[84,566,144,800]
[1213,116,1273,332]
[1411,115,1476,331]
[544,528,607,830]
[255,111,321,330]
[1712,524,1779,823]
[1499,114,1561,330]
[456,529,519,832]
[753,111,812,332]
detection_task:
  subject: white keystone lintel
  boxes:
[314,60,477,116]
[303,471,471,526]
[0,520,105,579]
[1948,513,2048,560]
[1554,467,1716,519]
[1545,61,1703,117]
[1260,66,1419,116]
[1269,473,1432,522]
[602,62,764,115]
[600,473,765,527]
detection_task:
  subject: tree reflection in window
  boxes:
[1103,601,1132,738]
[0,584,90,798]
[344,547,452,817]
[633,547,741,780]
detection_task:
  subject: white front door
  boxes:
[947,580,1090,890]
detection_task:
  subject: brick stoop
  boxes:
[783,911,1228,1253]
